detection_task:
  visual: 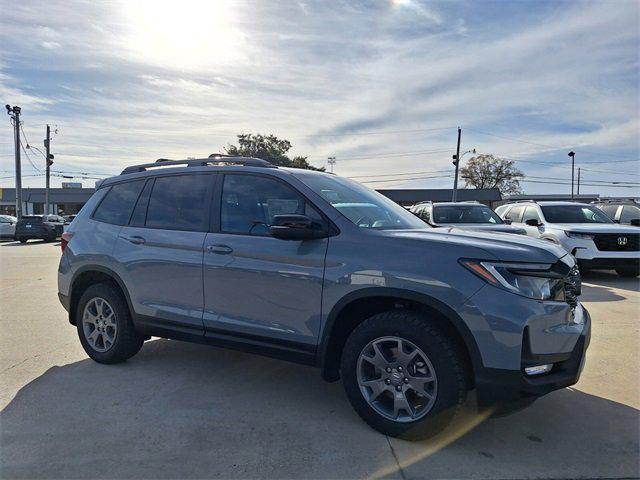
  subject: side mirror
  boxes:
[630,218,640,227]
[504,219,512,225]
[269,214,327,240]
[525,219,541,227]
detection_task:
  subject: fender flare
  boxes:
[318,287,483,377]
[69,265,135,324]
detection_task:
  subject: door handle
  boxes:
[206,244,233,254]
[120,235,146,245]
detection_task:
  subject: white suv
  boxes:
[496,201,640,277]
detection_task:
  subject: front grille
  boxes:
[564,266,581,308]
[591,233,640,251]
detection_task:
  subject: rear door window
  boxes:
[504,205,525,222]
[93,180,145,226]
[620,205,640,223]
[598,204,619,219]
[522,206,542,224]
[145,175,212,231]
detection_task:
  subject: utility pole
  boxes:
[577,167,581,196]
[6,105,23,219]
[568,151,575,199]
[327,156,336,173]
[44,125,53,214]
[452,127,462,202]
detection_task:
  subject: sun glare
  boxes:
[122,0,242,69]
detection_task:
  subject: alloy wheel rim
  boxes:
[357,336,437,422]
[82,297,117,352]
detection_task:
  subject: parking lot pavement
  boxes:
[1,241,638,479]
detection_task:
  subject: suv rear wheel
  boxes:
[615,265,639,278]
[340,311,467,439]
[76,283,144,363]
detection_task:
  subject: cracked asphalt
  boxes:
[1,240,638,479]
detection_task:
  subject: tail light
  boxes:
[61,231,74,253]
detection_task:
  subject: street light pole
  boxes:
[568,151,576,199]
[452,128,462,202]
[327,156,336,173]
[6,105,23,220]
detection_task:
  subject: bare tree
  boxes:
[460,154,524,194]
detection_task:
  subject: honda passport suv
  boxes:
[497,200,640,277]
[58,156,590,438]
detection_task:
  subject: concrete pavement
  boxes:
[1,241,638,479]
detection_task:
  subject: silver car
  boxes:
[0,214,17,240]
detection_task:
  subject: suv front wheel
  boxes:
[340,311,467,439]
[76,283,144,363]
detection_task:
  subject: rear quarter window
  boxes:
[93,180,145,226]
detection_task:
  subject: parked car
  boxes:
[410,202,526,235]
[63,214,77,225]
[592,200,640,226]
[0,214,17,240]
[58,157,589,439]
[15,214,65,243]
[497,201,640,277]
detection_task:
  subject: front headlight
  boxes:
[565,231,593,239]
[461,260,565,301]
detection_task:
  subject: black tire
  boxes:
[341,310,467,439]
[18,237,27,244]
[615,266,639,277]
[76,283,144,364]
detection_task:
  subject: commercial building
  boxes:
[0,187,95,216]
[376,188,502,207]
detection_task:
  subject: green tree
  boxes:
[460,154,524,194]
[225,133,324,171]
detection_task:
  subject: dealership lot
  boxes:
[1,241,638,479]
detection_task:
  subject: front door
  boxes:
[203,173,328,349]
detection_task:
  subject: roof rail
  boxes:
[120,155,276,175]
[504,199,537,205]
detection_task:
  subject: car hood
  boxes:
[438,223,525,234]
[551,223,640,234]
[382,227,566,263]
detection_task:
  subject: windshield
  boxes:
[541,205,613,224]
[432,205,503,224]
[295,173,427,230]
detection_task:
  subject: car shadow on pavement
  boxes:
[0,240,58,247]
[581,270,640,294]
[1,339,639,479]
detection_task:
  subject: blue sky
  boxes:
[1,0,638,195]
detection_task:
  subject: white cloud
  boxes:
[0,0,638,195]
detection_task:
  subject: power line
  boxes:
[519,179,639,189]
[19,141,41,172]
[360,174,453,185]
[465,127,639,161]
[348,169,451,179]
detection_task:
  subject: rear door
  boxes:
[202,173,329,349]
[114,173,214,335]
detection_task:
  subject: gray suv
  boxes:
[58,156,590,439]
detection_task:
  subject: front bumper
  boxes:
[475,307,591,405]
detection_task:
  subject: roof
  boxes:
[0,187,95,204]
[377,188,501,203]
[429,202,484,207]
[509,200,593,207]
